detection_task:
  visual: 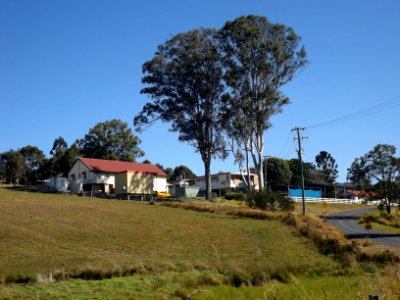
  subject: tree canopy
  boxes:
[78,119,144,162]
[219,15,308,189]
[19,145,47,184]
[356,144,400,214]
[171,165,196,182]
[288,159,315,186]
[347,157,371,188]
[264,157,292,188]
[0,150,28,184]
[134,28,227,200]
[315,151,338,184]
[50,137,68,156]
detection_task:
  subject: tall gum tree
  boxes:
[134,29,226,200]
[219,15,307,189]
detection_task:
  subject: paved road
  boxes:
[325,208,400,247]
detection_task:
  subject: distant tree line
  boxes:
[264,145,400,214]
[141,161,196,182]
[0,119,144,185]
[0,118,198,187]
[264,150,339,189]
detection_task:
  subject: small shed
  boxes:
[288,187,322,198]
[48,177,69,192]
[174,186,200,198]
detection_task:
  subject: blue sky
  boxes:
[1,0,399,182]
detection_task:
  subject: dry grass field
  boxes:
[294,201,366,217]
[0,189,398,299]
[0,189,333,279]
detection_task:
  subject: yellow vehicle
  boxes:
[154,191,172,198]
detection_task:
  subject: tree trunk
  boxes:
[257,150,264,191]
[245,140,251,190]
[204,157,212,201]
[250,134,264,190]
[386,199,391,214]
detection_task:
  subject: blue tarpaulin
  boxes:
[288,188,321,198]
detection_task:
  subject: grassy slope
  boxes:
[0,189,333,279]
[295,202,366,217]
[2,269,399,299]
[1,189,399,299]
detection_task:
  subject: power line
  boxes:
[306,95,400,129]
[278,131,293,157]
[283,139,296,159]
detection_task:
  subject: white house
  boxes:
[68,158,167,195]
[195,172,259,195]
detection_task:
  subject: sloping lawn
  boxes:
[1,270,399,300]
[1,189,399,299]
[0,189,334,279]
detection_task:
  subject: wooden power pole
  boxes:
[292,127,307,215]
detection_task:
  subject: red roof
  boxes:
[345,190,377,198]
[79,158,166,176]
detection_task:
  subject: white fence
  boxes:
[290,197,363,204]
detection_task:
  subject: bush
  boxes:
[224,192,245,201]
[246,190,294,211]
[370,250,400,264]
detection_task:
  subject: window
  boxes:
[82,172,87,179]
[70,174,75,180]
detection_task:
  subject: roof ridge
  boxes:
[78,157,166,176]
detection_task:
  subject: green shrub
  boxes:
[370,250,400,264]
[246,190,294,211]
[250,270,267,286]
[197,272,222,286]
[224,192,245,201]
[5,274,34,284]
[228,269,250,287]
[174,288,190,300]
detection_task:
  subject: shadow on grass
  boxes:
[324,215,360,220]
[345,233,400,239]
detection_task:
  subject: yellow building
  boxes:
[115,171,166,195]
[68,158,167,195]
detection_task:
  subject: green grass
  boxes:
[193,272,399,300]
[367,222,400,234]
[1,189,398,299]
[359,209,400,234]
[0,189,334,280]
[1,268,399,300]
[295,202,366,217]
[0,275,157,299]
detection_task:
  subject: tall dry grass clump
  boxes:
[159,201,285,220]
[283,213,359,264]
[36,272,55,283]
[381,264,400,298]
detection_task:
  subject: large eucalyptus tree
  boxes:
[219,15,307,189]
[134,29,227,200]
